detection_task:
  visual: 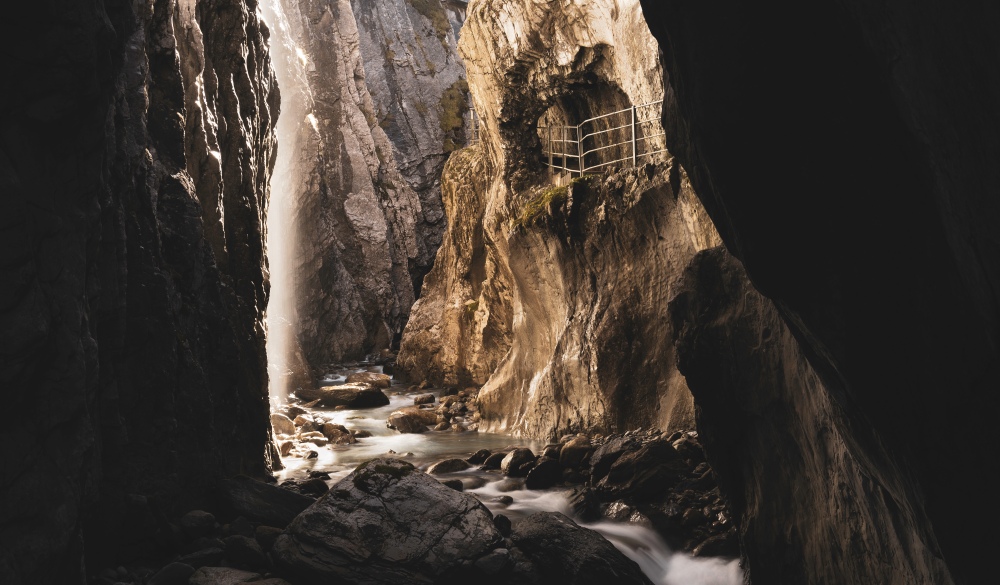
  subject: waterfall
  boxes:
[260,0,314,405]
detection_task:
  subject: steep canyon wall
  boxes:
[264,0,469,388]
[399,0,720,437]
[1,0,278,582]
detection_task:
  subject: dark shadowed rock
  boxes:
[428,459,472,474]
[482,452,507,470]
[525,458,562,490]
[223,535,266,570]
[443,479,464,491]
[467,449,491,464]
[588,436,640,483]
[567,487,601,523]
[255,526,282,552]
[295,383,390,408]
[177,548,223,570]
[188,567,260,585]
[273,458,501,584]
[148,563,194,585]
[509,512,653,585]
[597,440,688,499]
[220,476,315,528]
[179,511,217,540]
[693,529,740,558]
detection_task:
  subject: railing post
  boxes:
[547,126,553,177]
[631,104,637,166]
[577,124,583,176]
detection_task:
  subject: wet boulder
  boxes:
[596,439,688,499]
[273,458,502,584]
[321,423,357,445]
[295,383,390,408]
[427,459,472,474]
[345,372,393,389]
[524,457,562,490]
[500,448,536,477]
[386,406,438,434]
[588,436,640,483]
[179,510,217,540]
[269,413,296,436]
[413,393,435,405]
[559,437,593,469]
[508,512,653,585]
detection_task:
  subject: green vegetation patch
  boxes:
[515,178,587,230]
[408,0,452,44]
[439,78,469,152]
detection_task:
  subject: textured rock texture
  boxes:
[0,0,278,582]
[641,1,1000,583]
[399,0,719,437]
[671,249,953,585]
[263,0,468,381]
[273,458,501,584]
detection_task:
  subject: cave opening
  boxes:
[534,80,666,178]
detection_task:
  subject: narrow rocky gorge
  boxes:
[2,0,997,584]
[264,0,471,393]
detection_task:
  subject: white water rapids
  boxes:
[275,367,743,585]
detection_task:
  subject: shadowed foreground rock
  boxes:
[273,459,501,584]
[509,513,653,585]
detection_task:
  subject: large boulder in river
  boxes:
[596,439,688,499]
[272,458,502,584]
[294,383,390,408]
[386,406,438,433]
[345,372,393,389]
[509,512,653,585]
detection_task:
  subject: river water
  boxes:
[275,367,742,585]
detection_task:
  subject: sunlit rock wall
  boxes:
[0,0,278,581]
[399,0,720,438]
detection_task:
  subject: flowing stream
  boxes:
[276,366,742,585]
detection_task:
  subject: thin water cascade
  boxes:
[260,0,314,406]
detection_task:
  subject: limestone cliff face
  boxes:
[399,0,720,437]
[0,0,277,582]
[265,0,468,379]
[641,1,1000,583]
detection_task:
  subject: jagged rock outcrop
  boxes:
[264,0,468,384]
[641,1,1000,583]
[0,0,278,582]
[399,0,718,437]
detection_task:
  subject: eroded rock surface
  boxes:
[263,0,470,384]
[0,1,278,581]
[399,1,720,437]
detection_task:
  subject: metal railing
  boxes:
[463,100,666,177]
[539,100,666,176]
